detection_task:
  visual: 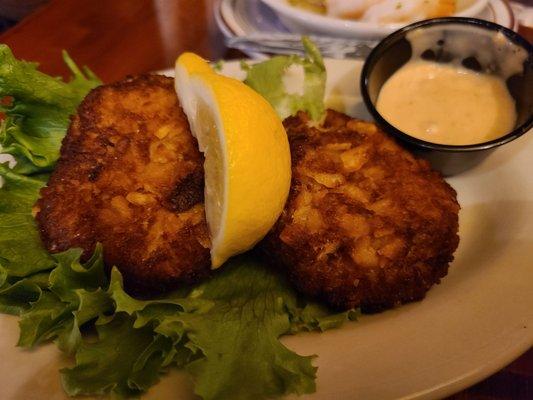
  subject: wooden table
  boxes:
[0,1,531,399]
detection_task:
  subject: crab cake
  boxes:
[36,75,210,294]
[261,110,460,312]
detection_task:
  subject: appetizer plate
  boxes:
[218,0,515,44]
[1,59,532,400]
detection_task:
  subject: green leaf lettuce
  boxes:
[242,36,326,120]
[0,45,100,173]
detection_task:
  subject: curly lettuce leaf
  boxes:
[61,314,176,398]
[0,162,111,347]
[0,113,65,171]
[180,258,318,400]
[50,247,108,303]
[243,36,326,120]
[0,271,47,314]
[0,45,100,172]
[0,163,53,313]
[0,162,46,212]
[99,257,354,400]
[0,164,54,277]
[16,245,112,349]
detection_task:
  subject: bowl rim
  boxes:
[360,17,533,152]
[260,0,490,36]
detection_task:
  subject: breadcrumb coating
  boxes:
[261,110,460,312]
[36,75,210,294]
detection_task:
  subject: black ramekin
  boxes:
[360,17,532,176]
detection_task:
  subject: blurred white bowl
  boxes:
[260,0,490,39]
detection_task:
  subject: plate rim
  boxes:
[219,0,515,39]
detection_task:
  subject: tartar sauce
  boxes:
[376,26,527,145]
[376,60,517,145]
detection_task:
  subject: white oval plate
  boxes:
[218,0,515,44]
[1,59,531,400]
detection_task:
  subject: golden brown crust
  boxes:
[36,84,459,309]
[261,110,460,312]
[36,75,210,294]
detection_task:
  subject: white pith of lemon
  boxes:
[175,53,291,268]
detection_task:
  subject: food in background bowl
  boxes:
[261,0,490,39]
[288,0,486,23]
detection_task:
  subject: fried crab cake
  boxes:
[261,110,460,312]
[36,75,210,294]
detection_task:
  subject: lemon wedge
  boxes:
[175,53,291,268]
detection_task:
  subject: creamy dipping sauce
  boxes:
[376,60,517,145]
[375,25,528,146]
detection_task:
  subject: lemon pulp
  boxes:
[175,53,291,268]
